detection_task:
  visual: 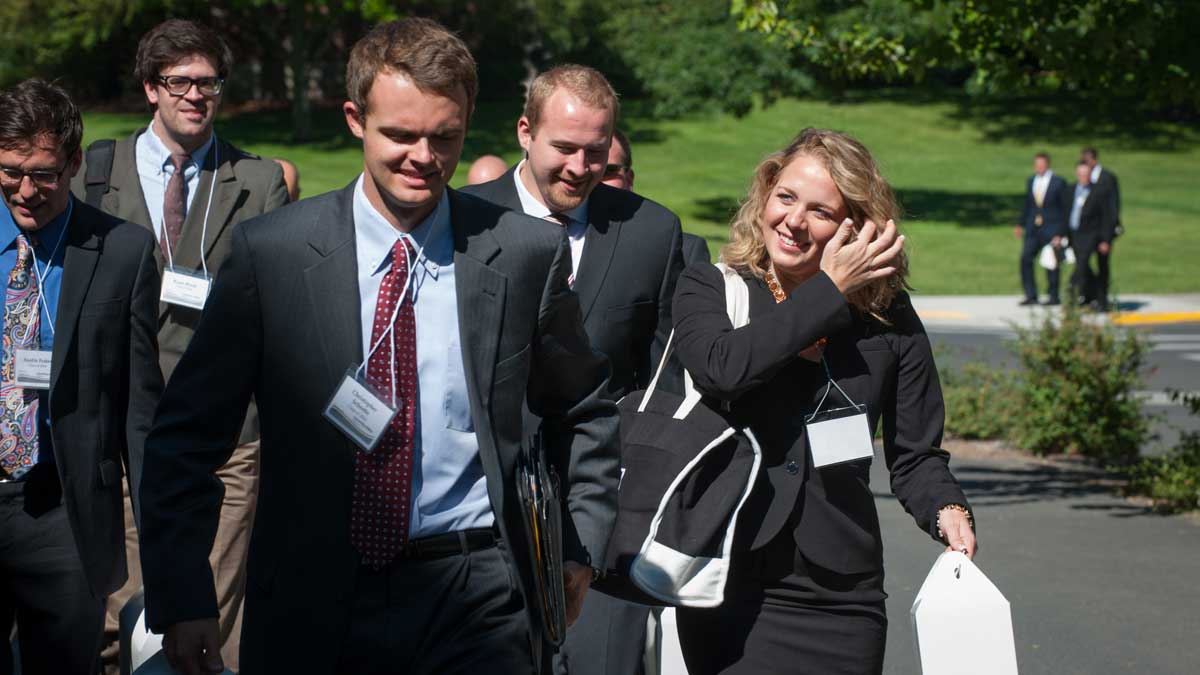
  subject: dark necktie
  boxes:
[544,213,576,288]
[0,234,41,479]
[350,239,419,568]
[161,153,189,254]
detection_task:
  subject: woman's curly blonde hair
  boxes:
[720,127,910,320]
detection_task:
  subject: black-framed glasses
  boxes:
[0,165,68,191]
[156,75,224,96]
[603,163,630,179]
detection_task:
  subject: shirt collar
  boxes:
[143,121,215,176]
[513,159,589,225]
[353,174,452,280]
[1090,165,1102,182]
[1,195,72,261]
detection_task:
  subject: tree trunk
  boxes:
[288,3,313,142]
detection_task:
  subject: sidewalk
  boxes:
[910,293,1200,332]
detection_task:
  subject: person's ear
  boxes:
[517,117,534,153]
[344,101,366,140]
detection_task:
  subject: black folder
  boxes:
[516,429,567,647]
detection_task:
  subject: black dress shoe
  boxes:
[1043,298,1061,306]
[1019,298,1039,306]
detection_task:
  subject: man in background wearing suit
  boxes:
[1080,147,1120,311]
[603,128,710,267]
[70,19,288,671]
[139,18,618,675]
[463,66,684,675]
[1068,161,1114,307]
[1014,152,1069,306]
[0,79,161,675]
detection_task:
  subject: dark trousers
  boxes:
[1070,238,1101,305]
[0,477,105,675]
[335,543,533,675]
[1019,234,1061,301]
[553,592,651,675]
[1097,247,1112,308]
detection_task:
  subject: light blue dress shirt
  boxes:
[352,176,493,537]
[135,122,214,245]
[0,196,71,467]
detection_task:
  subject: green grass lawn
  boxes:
[82,93,1200,294]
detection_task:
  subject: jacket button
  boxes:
[785,460,800,475]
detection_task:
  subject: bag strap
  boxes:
[83,139,116,209]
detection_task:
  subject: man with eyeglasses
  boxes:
[70,18,288,673]
[0,78,162,675]
[463,65,684,675]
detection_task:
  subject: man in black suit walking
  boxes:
[1081,147,1120,310]
[1067,161,1115,306]
[463,65,684,675]
[139,19,618,675]
[0,79,162,675]
[1015,152,1069,305]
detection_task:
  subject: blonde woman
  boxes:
[671,128,977,674]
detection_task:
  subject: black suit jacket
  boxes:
[1090,167,1121,236]
[1019,173,1070,240]
[681,232,711,267]
[462,168,684,398]
[672,265,969,574]
[138,184,619,673]
[1070,182,1115,248]
[45,199,163,597]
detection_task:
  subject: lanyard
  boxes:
[805,354,863,423]
[161,137,218,279]
[354,215,441,406]
[29,198,72,338]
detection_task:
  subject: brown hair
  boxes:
[346,18,478,117]
[0,79,83,157]
[721,128,909,320]
[135,19,233,84]
[523,64,618,135]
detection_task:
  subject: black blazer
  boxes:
[672,264,970,575]
[1070,182,1115,248]
[681,232,711,267]
[138,184,619,673]
[47,199,163,597]
[462,168,684,398]
[1090,167,1121,235]
[1019,173,1070,240]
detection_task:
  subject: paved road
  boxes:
[875,451,1200,674]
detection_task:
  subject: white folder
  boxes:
[911,551,1018,675]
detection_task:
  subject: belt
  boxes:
[392,527,497,562]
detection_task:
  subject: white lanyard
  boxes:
[161,138,218,279]
[806,354,864,422]
[354,218,440,406]
[29,198,72,339]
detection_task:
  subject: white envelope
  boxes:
[910,551,1018,675]
[1038,243,1058,271]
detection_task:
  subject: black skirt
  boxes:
[676,530,888,675]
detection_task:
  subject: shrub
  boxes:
[1125,392,1200,513]
[1010,308,1151,463]
[942,360,1020,440]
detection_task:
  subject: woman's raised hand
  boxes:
[819,218,905,296]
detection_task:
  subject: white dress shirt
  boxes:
[1090,165,1103,183]
[513,159,588,274]
[135,122,214,243]
[1032,170,1053,205]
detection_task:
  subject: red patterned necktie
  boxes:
[350,239,418,568]
[0,234,41,479]
[161,153,189,254]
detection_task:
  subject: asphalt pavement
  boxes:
[874,293,1200,674]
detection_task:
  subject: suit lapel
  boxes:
[50,203,101,391]
[448,191,506,408]
[103,131,155,237]
[571,193,619,321]
[171,138,239,272]
[302,184,364,386]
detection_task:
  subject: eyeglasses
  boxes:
[156,75,224,97]
[603,163,630,179]
[0,165,68,191]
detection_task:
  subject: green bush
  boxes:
[1125,392,1200,513]
[1010,308,1151,463]
[942,361,1020,440]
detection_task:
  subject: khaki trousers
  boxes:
[102,440,260,674]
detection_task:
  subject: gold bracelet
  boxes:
[936,503,974,542]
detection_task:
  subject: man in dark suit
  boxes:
[139,19,618,675]
[463,67,684,675]
[1067,161,1115,306]
[70,20,288,670]
[1081,147,1120,311]
[1014,152,1069,305]
[0,79,162,675]
[603,128,710,267]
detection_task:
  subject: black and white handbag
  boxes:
[594,264,761,608]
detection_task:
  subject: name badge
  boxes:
[323,368,398,453]
[161,269,212,310]
[15,349,53,390]
[805,404,874,468]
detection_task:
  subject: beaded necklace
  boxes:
[765,266,828,354]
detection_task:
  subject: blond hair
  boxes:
[523,64,619,135]
[721,128,909,320]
